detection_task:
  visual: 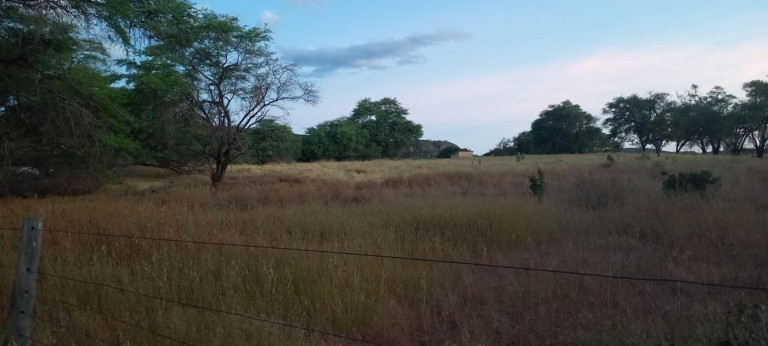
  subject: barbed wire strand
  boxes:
[40,228,768,292]
[38,296,194,346]
[36,270,385,346]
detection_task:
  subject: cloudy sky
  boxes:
[202,0,768,153]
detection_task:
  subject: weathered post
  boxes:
[2,217,43,346]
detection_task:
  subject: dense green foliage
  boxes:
[0,8,137,194]
[489,101,612,155]
[238,120,302,165]
[301,98,423,161]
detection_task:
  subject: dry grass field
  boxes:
[1,153,767,345]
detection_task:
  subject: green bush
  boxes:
[662,170,720,195]
[438,146,471,159]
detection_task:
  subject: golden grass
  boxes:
[1,153,767,345]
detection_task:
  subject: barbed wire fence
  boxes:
[2,217,768,345]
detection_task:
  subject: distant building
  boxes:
[451,150,473,158]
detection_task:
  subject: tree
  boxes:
[0,9,137,194]
[742,78,768,158]
[723,102,752,155]
[123,57,206,173]
[528,100,606,154]
[680,85,735,154]
[300,117,373,161]
[513,131,536,154]
[700,86,735,155]
[1,0,197,48]
[141,11,318,187]
[483,137,517,156]
[238,120,301,164]
[437,145,471,159]
[668,100,695,153]
[349,98,423,159]
[603,92,672,156]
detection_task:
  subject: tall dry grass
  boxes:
[0,153,767,345]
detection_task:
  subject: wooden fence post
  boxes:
[2,217,43,346]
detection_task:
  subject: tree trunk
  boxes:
[674,140,687,154]
[710,140,721,155]
[655,146,662,157]
[697,139,708,154]
[209,154,231,188]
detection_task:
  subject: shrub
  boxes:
[515,152,525,162]
[528,168,547,202]
[662,170,720,195]
[437,145,460,159]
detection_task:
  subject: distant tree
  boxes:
[681,85,735,154]
[668,98,696,153]
[300,117,373,161]
[349,98,423,158]
[527,101,607,154]
[513,131,536,154]
[483,137,517,156]
[603,92,672,156]
[239,120,301,164]
[742,78,768,158]
[723,102,753,155]
[437,145,471,158]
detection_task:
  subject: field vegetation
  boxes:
[2,154,767,345]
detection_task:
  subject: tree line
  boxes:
[0,1,427,195]
[489,80,768,158]
[237,97,424,163]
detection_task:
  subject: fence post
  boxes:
[2,217,43,346]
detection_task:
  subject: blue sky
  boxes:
[199,0,768,153]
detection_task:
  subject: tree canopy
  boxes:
[301,98,424,162]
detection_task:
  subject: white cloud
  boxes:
[259,10,280,27]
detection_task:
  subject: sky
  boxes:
[198,0,768,153]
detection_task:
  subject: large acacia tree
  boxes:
[742,78,768,158]
[140,11,318,187]
[602,92,672,156]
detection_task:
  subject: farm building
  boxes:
[451,150,473,158]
